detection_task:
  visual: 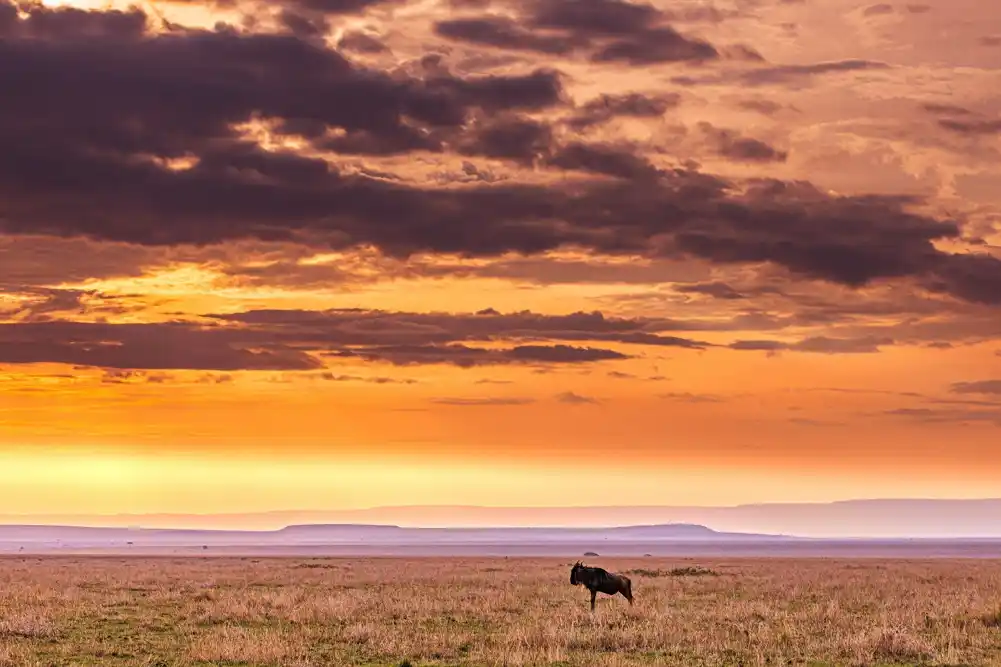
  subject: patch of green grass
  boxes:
[626,566,719,578]
[981,607,1001,628]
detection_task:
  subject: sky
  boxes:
[1,0,1000,521]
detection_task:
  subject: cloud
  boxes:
[0,2,565,170]
[590,26,718,64]
[2,2,1001,309]
[211,307,713,349]
[938,119,1001,136]
[950,380,1001,395]
[675,282,746,300]
[739,60,891,85]
[336,343,630,367]
[434,16,578,55]
[921,103,974,117]
[101,369,172,384]
[862,4,894,17]
[883,407,1001,426]
[730,336,894,354]
[555,390,599,404]
[697,123,788,163]
[319,373,418,384]
[0,2,147,38]
[736,99,787,116]
[789,417,845,427]
[674,59,890,87]
[432,396,535,406]
[457,115,554,164]
[565,92,680,129]
[0,321,322,371]
[335,30,388,53]
[545,142,661,179]
[167,0,399,16]
[658,391,724,403]
[434,0,720,64]
[3,306,719,370]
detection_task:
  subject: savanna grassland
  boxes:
[1,557,1000,667]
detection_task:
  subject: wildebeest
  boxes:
[569,561,633,611]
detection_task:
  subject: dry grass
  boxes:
[0,556,999,666]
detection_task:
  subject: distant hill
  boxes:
[0,522,789,550]
[1,519,999,557]
[3,498,1001,538]
[276,522,786,543]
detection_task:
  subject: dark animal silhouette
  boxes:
[569,561,633,611]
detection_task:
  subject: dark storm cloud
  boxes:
[165,0,396,15]
[529,0,661,35]
[924,253,1001,305]
[211,308,712,349]
[456,115,554,164]
[0,1,565,171]
[2,3,1001,307]
[0,307,720,371]
[434,0,720,64]
[434,16,578,55]
[336,30,388,53]
[2,288,88,321]
[590,26,718,64]
[0,321,323,371]
[546,142,661,179]
[0,2,147,38]
[1,285,143,322]
[698,122,788,162]
[277,0,393,11]
[565,92,681,129]
[277,8,330,39]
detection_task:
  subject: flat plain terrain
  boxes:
[1,557,1000,667]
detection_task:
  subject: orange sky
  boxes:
[1,0,1000,519]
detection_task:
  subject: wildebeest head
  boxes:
[570,561,583,585]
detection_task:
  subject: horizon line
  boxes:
[5,496,1001,519]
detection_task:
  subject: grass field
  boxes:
[1,557,1000,666]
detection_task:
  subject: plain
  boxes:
[1,556,1000,666]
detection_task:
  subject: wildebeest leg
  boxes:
[589,589,597,612]
[623,579,633,605]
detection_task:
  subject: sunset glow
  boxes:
[1,0,999,524]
